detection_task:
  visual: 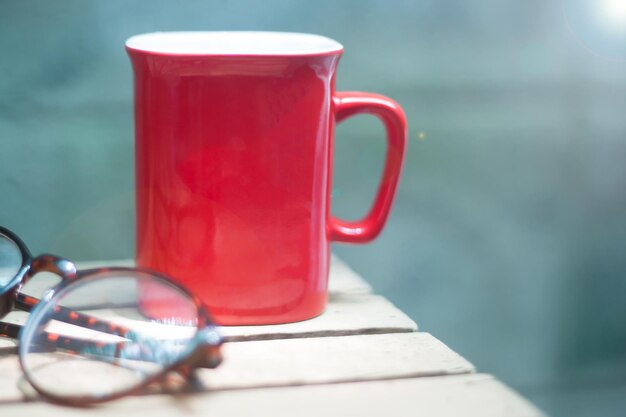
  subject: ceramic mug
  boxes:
[126,32,407,325]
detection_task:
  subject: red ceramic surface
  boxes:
[126,32,407,325]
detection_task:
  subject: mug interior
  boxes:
[125,31,343,56]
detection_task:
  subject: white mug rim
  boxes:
[125,31,344,56]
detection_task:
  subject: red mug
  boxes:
[126,32,407,325]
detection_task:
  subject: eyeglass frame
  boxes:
[0,226,223,405]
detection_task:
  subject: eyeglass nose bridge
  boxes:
[22,254,78,288]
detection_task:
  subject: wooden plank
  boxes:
[219,294,417,341]
[0,349,22,404]
[328,254,372,295]
[200,332,473,389]
[0,374,545,417]
[0,332,467,403]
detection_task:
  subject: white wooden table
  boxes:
[0,256,545,416]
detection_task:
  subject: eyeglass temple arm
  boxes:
[14,293,133,340]
[0,319,124,354]
[20,256,213,355]
[15,254,130,338]
[4,314,223,372]
[19,255,133,339]
[0,321,21,339]
[0,302,136,360]
[7,256,222,368]
[0,319,222,370]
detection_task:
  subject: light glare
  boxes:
[600,0,626,28]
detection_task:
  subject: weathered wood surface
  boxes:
[220,294,417,341]
[0,256,545,416]
[0,332,473,403]
[0,353,22,404]
[326,254,373,295]
[0,374,545,417]
[199,332,473,389]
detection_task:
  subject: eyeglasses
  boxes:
[0,226,223,405]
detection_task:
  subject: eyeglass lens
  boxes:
[19,270,201,401]
[0,232,22,288]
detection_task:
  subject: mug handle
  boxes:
[330,92,408,243]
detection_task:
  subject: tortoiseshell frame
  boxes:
[0,226,223,405]
[2,226,78,329]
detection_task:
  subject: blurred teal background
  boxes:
[1,1,625,415]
